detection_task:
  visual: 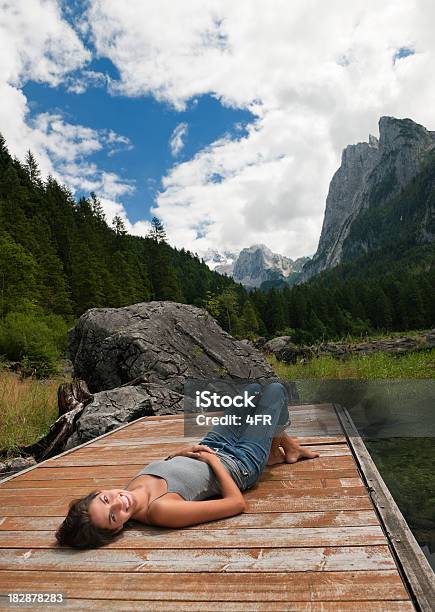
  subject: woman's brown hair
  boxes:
[55,490,122,549]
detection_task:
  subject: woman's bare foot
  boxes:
[267,437,286,465]
[279,434,320,464]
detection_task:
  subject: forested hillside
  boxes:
[0,132,433,373]
[0,134,244,371]
[0,135,238,318]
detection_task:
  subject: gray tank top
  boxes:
[130,456,222,501]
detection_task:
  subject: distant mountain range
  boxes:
[204,116,435,290]
[202,244,310,289]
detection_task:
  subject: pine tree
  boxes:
[147,216,167,243]
[241,300,260,336]
[0,133,11,172]
[24,150,42,187]
[90,192,106,224]
[112,215,127,236]
[263,288,286,335]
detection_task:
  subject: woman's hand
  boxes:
[164,444,216,461]
[189,449,222,466]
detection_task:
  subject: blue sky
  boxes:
[23,60,253,226]
[1,1,432,260]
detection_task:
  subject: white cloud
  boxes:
[169,122,188,156]
[0,0,91,87]
[64,70,109,94]
[84,0,435,259]
[0,0,136,219]
[0,0,91,174]
[99,198,152,236]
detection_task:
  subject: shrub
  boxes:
[0,311,68,376]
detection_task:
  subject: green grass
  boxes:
[268,348,435,379]
[0,371,71,459]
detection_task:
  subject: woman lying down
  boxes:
[56,382,319,549]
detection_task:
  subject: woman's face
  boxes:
[88,489,136,532]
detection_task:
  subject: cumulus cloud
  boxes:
[84,0,435,259]
[169,122,188,156]
[0,0,91,87]
[0,0,135,219]
[0,0,90,172]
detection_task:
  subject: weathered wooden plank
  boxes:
[0,545,396,572]
[287,404,340,413]
[0,510,380,531]
[42,453,355,468]
[269,455,356,470]
[245,496,373,512]
[91,435,347,447]
[243,485,368,500]
[0,525,386,549]
[9,461,359,483]
[0,597,416,611]
[0,478,364,499]
[254,477,364,490]
[335,403,434,612]
[53,443,350,456]
[0,471,362,490]
[0,486,369,510]
[0,482,366,504]
[4,465,149,481]
[93,436,199,447]
[0,570,409,601]
[0,495,374,516]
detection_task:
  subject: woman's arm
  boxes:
[149,452,247,528]
[204,452,245,503]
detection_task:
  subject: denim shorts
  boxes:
[199,381,291,491]
[214,449,252,490]
[202,443,257,491]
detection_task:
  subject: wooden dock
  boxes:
[0,403,433,610]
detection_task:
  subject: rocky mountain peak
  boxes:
[232,245,307,288]
[378,116,434,151]
[299,116,435,282]
[246,243,272,254]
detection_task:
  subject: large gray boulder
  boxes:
[69,301,277,392]
[66,301,294,448]
[263,336,293,354]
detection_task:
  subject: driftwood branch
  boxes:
[57,380,93,417]
[20,380,93,462]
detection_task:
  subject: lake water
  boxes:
[294,380,435,571]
